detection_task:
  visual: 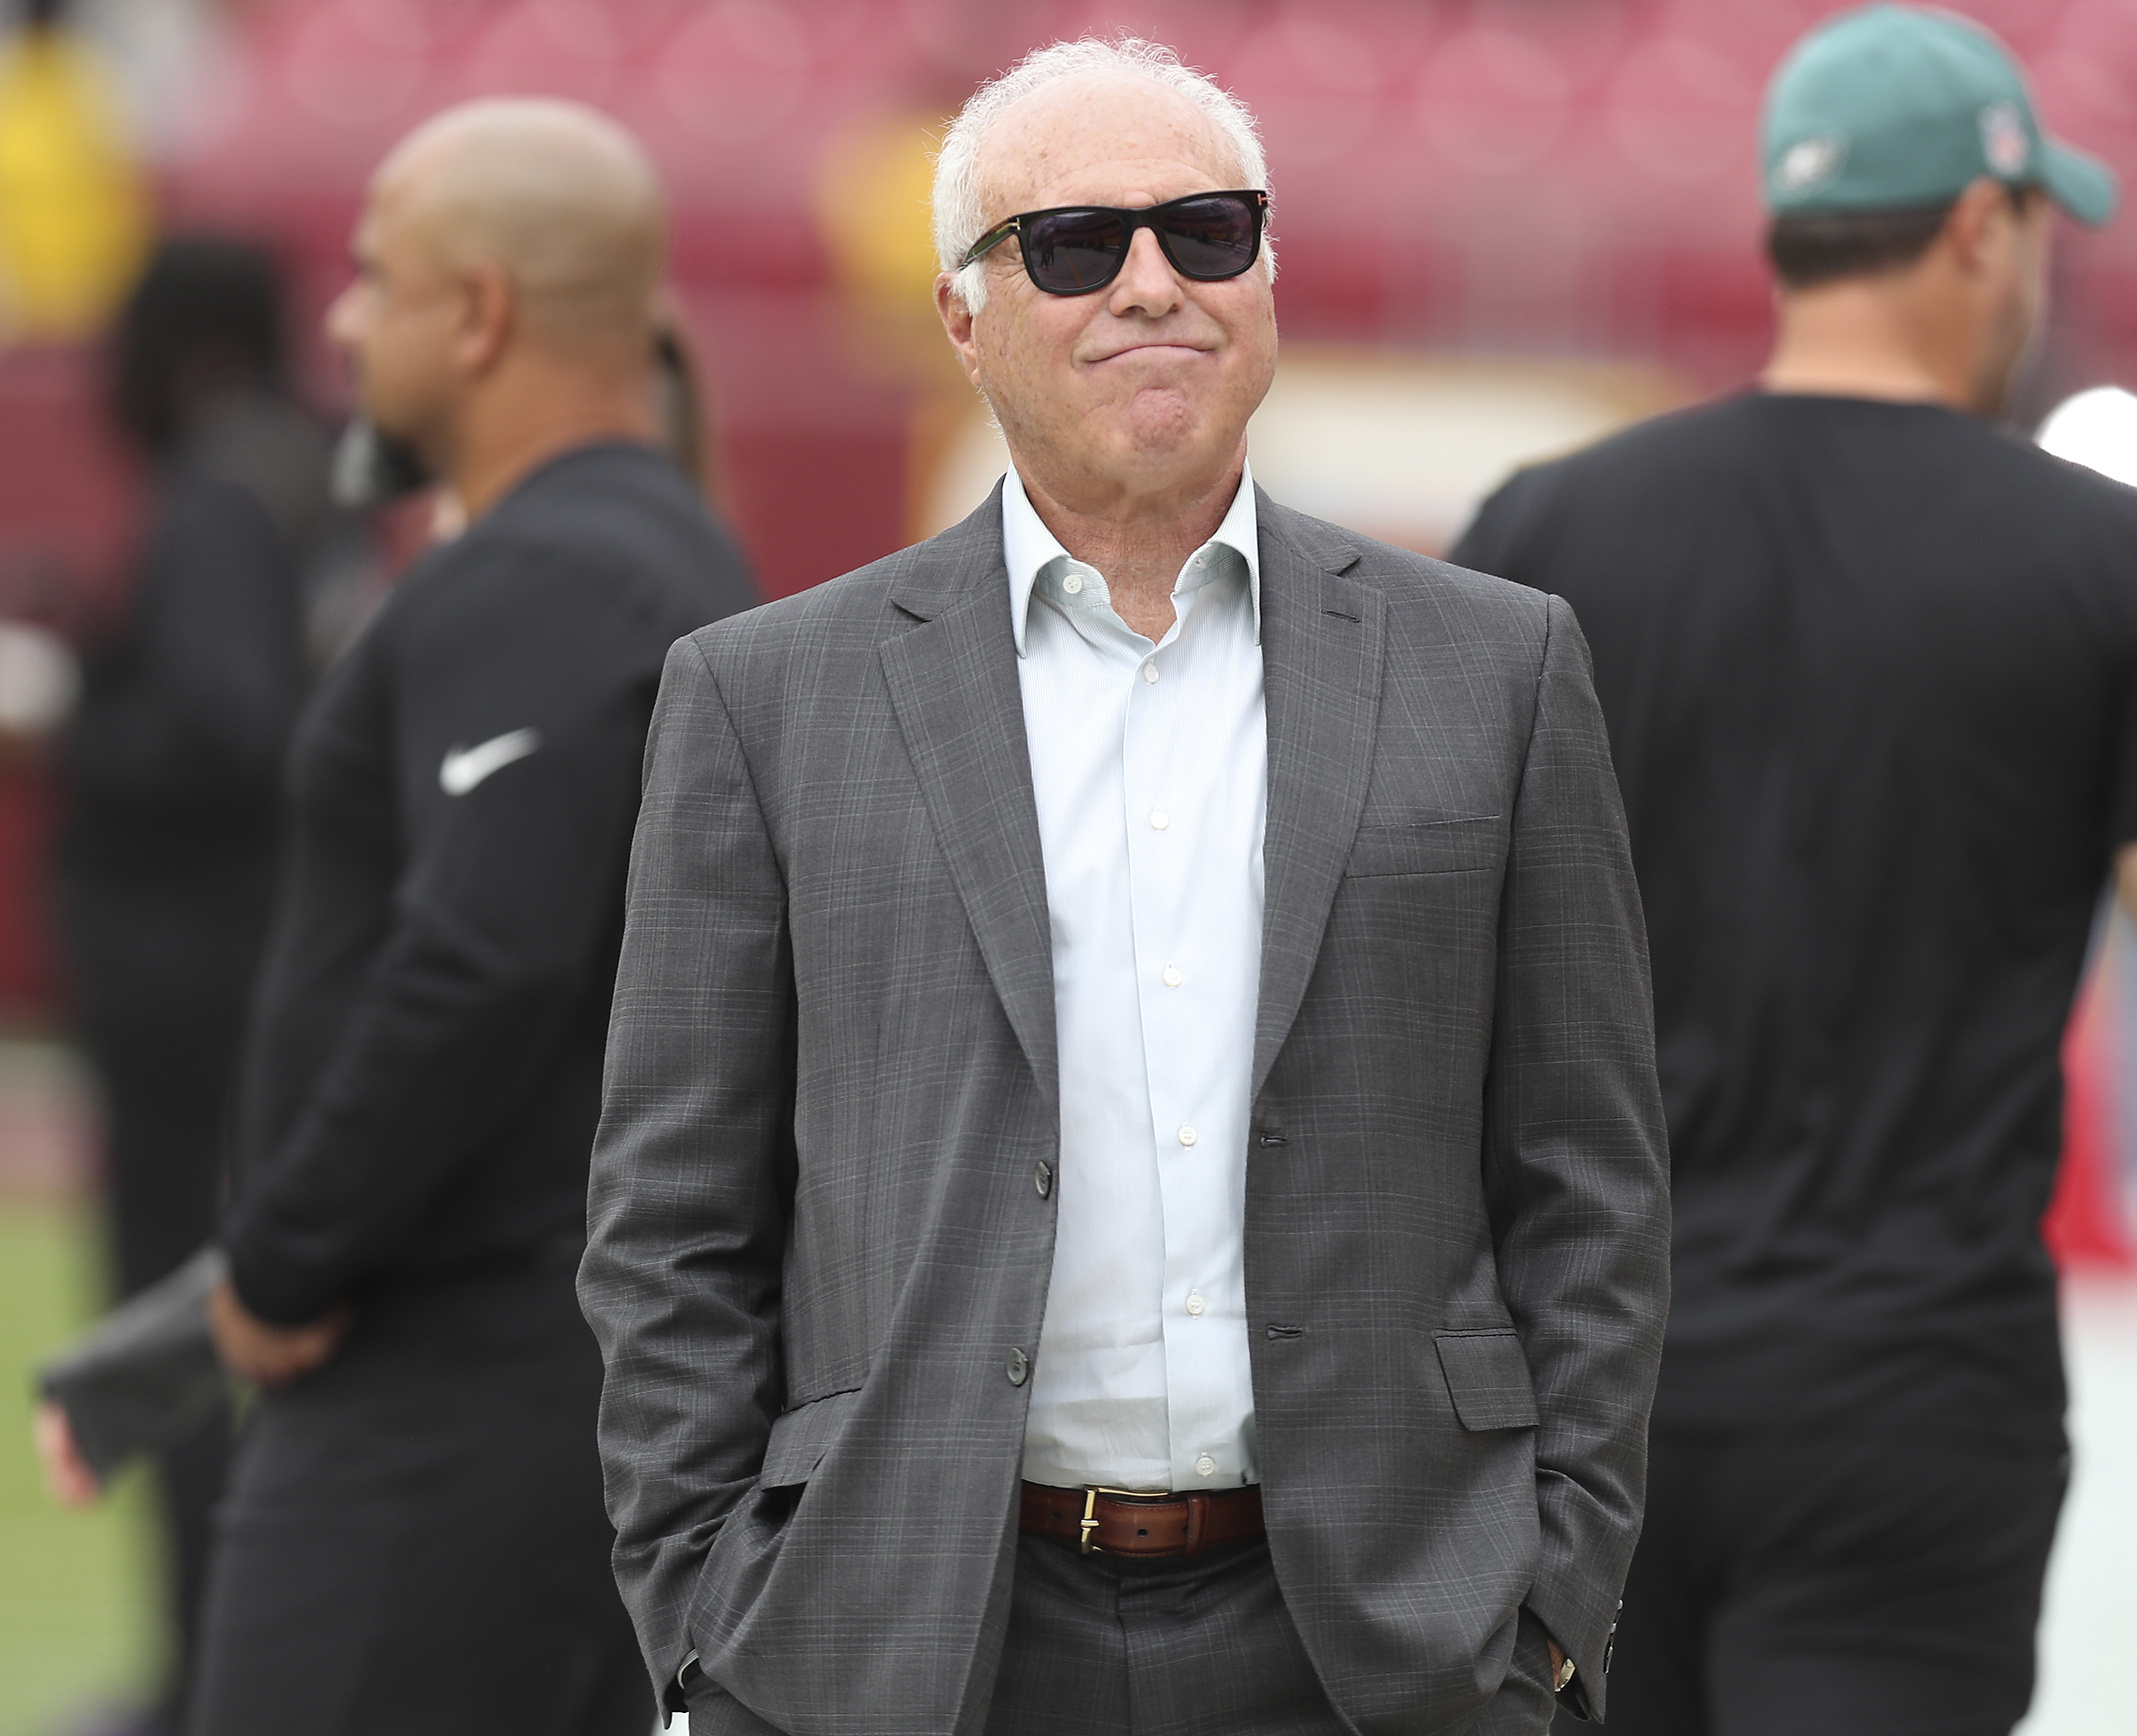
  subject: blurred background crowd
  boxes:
[0,1,2133,1733]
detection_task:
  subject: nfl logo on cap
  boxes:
[1979,101,2030,178]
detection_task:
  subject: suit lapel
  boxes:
[879,492,1059,1110]
[1253,496,1385,1102]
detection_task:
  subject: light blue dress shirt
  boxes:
[1003,462,1266,1494]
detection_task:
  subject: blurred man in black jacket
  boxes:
[189,99,755,1736]
[1453,11,2128,1734]
[57,235,323,1735]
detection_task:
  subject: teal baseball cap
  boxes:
[1761,4,2117,225]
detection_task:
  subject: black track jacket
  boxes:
[224,442,756,1326]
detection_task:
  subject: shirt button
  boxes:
[1142,661,1159,684]
[1162,964,1183,987]
[1186,1291,1206,1317]
[1150,809,1169,831]
[1006,1348,1028,1386]
[1195,1454,1216,1478]
[1034,1160,1052,1199]
[1063,574,1084,595]
[1177,1125,1198,1148]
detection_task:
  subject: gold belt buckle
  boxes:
[1079,1485,1166,1555]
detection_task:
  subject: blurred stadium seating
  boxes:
[0,0,2128,1267]
[136,0,2137,589]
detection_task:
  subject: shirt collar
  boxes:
[1001,461,1261,656]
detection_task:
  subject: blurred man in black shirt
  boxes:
[190,99,755,1736]
[57,235,323,1736]
[1454,10,2132,1734]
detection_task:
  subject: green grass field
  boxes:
[0,1198,162,1735]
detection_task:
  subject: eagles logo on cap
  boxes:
[1979,101,2030,178]
[1774,134,1848,201]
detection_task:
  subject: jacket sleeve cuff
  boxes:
[1526,1472,1635,1723]
[1527,1586,1618,1723]
[1552,1616,1610,1723]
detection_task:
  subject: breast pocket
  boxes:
[1345,815,1502,879]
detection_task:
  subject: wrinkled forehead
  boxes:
[976,71,1246,218]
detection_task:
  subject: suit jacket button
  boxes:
[1034,1161,1053,1198]
[1006,1348,1029,1385]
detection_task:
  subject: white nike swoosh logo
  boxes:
[439,728,540,796]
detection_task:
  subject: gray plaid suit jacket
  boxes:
[580,486,1670,1735]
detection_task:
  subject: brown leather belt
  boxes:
[1020,1481,1265,1558]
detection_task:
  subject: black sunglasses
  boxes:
[960,189,1270,297]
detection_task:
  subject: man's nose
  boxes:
[1107,224,1184,318]
[324,283,361,350]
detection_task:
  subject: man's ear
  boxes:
[453,259,516,377]
[1944,176,2017,273]
[934,272,985,393]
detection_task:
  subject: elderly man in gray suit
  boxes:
[581,35,1669,1736]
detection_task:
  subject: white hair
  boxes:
[932,36,1273,312]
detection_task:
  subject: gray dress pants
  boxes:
[982,1534,1344,1735]
[687,1531,1561,1734]
[687,1535,1339,1736]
